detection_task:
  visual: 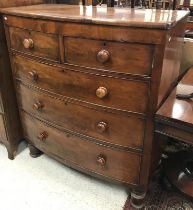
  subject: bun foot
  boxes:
[28,144,42,158]
[130,190,146,209]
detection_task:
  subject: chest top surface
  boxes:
[0,4,189,29]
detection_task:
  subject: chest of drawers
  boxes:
[1,4,188,207]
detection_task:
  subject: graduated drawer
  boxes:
[13,55,149,114]
[64,37,154,76]
[17,83,146,149]
[21,111,141,184]
[9,27,60,61]
[0,115,7,142]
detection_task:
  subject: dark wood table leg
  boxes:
[107,0,115,7]
[173,0,177,9]
[131,0,135,8]
[130,190,146,209]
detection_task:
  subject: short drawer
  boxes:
[17,83,146,149]
[0,115,7,142]
[21,111,141,184]
[9,27,60,61]
[13,55,149,114]
[65,37,154,76]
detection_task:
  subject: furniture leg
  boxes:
[28,144,42,158]
[130,190,146,209]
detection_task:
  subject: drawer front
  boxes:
[0,115,7,142]
[17,83,145,149]
[9,27,60,61]
[21,111,141,184]
[13,55,149,114]
[65,37,154,76]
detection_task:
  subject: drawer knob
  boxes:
[96,87,108,99]
[33,101,44,111]
[28,71,38,81]
[97,155,106,166]
[97,122,108,133]
[23,38,34,49]
[37,131,48,141]
[97,50,110,63]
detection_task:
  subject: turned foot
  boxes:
[28,144,42,158]
[130,190,146,209]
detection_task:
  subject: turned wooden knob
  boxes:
[96,155,106,166]
[96,87,108,99]
[33,101,44,111]
[96,122,108,133]
[28,70,38,81]
[97,49,110,63]
[37,131,48,141]
[23,38,34,49]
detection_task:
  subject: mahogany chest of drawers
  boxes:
[1,4,188,207]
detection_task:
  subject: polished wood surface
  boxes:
[0,19,23,159]
[13,55,149,114]
[158,20,186,107]
[21,111,141,185]
[2,15,167,44]
[65,37,154,76]
[1,5,189,29]
[156,67,193,126]
[17,82,146,150]
[156,43,193,200]
[9,27,60,61]
[156,67,193,145]
[0,0,49,159]
[2,5,187,207]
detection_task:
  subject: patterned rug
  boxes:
[124,173,193,210]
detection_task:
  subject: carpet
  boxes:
[124,173,193,210]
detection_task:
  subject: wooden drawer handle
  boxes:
[97,121,108,133]
[96,87,108,99]
[96,155,106,166]
[23,38,34,49]
[37,131,48,141]
[97,49,110,63]
[33,101,44,111]
[28,70,38,81]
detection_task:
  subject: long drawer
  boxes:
[21,111,141,184]
[65,37,154,76]
[0,115,7,142]
[9,27,60,62]
[17,82,146,149]
[13,55,149,114]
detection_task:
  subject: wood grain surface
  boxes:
[17,82,146,150]
[0,5,189,29]
[21,111,141,185]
